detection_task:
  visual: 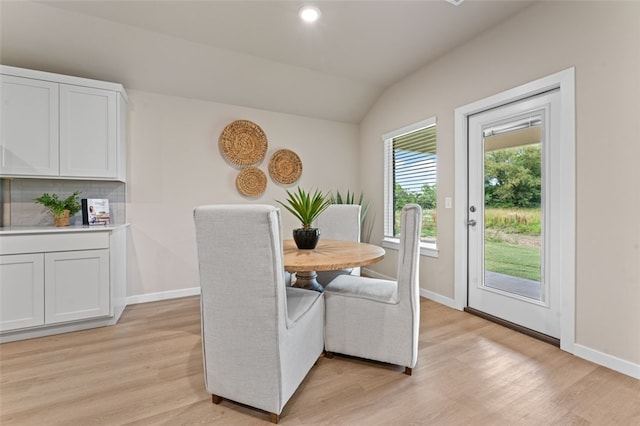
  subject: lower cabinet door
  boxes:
[44,249,110,324]
[0,253,45,331]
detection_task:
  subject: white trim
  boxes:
[381,237,439,258]
[573,344,640,380]
[1,64,128,102]
[361,267,394,281]
[419,288,457,309]
[381,116,438,245]
[362,267,456,309]
[381,116,436,141]
[126,287,201,305]
[0,314,120,343]
[454,68,576,353]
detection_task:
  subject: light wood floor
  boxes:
[1,297,638,425]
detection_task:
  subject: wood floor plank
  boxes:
[1,296,638,425]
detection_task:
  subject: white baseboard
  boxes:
[126,287,201,305]
[0,315,118,343]
[419,289,457,309]
[362,268,458,309]
[573,344,640,380]
[361,267,394,280]
[124,279,640,381]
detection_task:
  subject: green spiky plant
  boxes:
[331,190,370,226]
[34,191,82,218]
[331,190,374,243]
[277,187,331,230]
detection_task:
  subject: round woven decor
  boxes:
[219,120,268,167]
[236,167,267,197]
[269,149,302,185]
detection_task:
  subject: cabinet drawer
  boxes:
[0,232,109,255]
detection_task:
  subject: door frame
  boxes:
[453,68,575,353]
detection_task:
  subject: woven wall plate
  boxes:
[269,149,302,185]
[236,167,267,197]
[219,120,268,167]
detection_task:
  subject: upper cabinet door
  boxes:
[0,75,59,176]
[59,84,117,179]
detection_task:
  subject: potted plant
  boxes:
[277,187,331,249]
[34,191,82,227]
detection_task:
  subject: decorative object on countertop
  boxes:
[34,191,82,227]
[269,149,302,185]
[236,167,267,198]
[219,120,268,167]
[276,187,330,249]
[82,198,110,226]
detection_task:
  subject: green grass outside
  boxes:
[485,240,540,281]
[484,207,541,281]
[397,207,542,281]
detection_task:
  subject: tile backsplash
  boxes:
[3,178,125,227]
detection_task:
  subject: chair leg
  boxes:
[324,351,334,359]
[212,394,222,404]
[404,367,412,376]
[270,413,279,424]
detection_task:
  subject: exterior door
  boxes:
[467,90,561,339]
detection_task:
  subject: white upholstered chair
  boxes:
[323,204,422,375]
[313,204,361,286]
[193,204,325,423]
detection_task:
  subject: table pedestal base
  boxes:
[293,271,324,292]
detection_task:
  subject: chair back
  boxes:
[397,203,422,299]
[314,204,361,242]
[397,204,422,364]
[193,204,287,410]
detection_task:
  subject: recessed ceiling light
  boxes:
[299,5,321,23]
[446,0,465,5]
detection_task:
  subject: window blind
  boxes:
[383,122,437,239]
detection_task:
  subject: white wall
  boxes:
[360,1,640,365]
[2,0,637,373]
[0,0,361,299]
[126,90,359,297]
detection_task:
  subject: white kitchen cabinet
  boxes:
[0,253,45,331]
[0,66,127,181]
[59,85,118,179]
[45,249,110,324]
[0,75,59,176]
[0,226,127,342]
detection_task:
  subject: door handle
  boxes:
[467,219,477,227]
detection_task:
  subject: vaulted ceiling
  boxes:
[0,1,535,123]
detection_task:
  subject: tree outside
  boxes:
[394,183,436,242]
[391,143,543,280]
[484,144,542,282]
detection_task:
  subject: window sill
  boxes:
[381,237,439,258]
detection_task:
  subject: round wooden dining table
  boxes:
[283,239,385,291]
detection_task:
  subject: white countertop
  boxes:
[0,224,129,236]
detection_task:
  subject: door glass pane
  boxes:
[483,120,542,301]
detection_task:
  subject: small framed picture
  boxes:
[82,198,110,226]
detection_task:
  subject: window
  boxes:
[382,117,438,256]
